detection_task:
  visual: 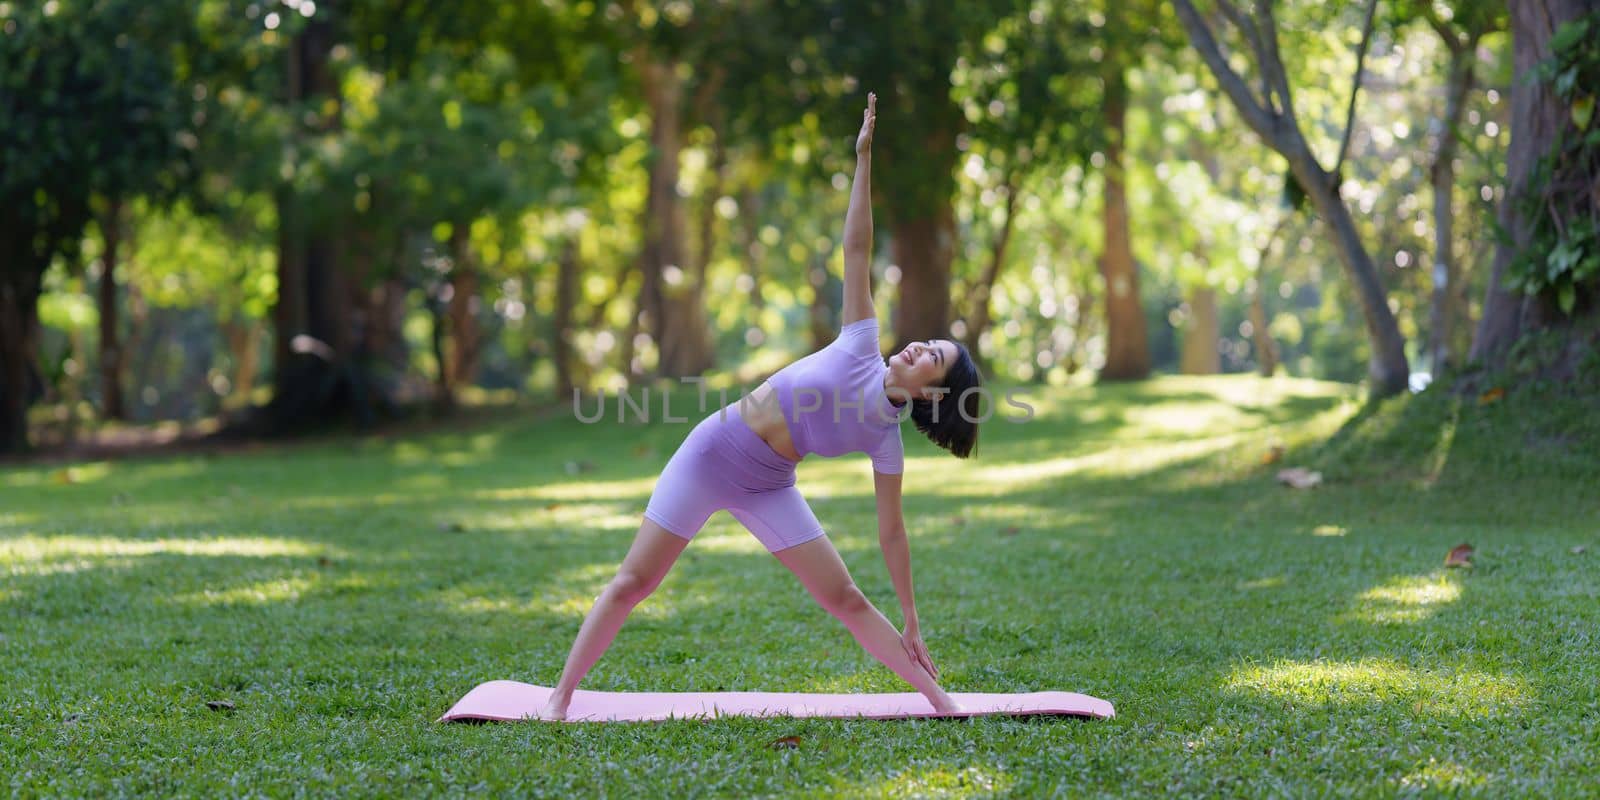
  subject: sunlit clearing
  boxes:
[2,461,116,488]
[968,435,1241,490]
[1226,658,1529,716]
[477,477,656,502]
[170,576,318,607]
[460,501,639,535]
[1397,759,1492,793]
[869,765,1016,799]
[2,535,331,575]
[387,433,502,467]
[692,530,767,555]
[1350,572,1461,624]
[287,491,427,511]
[1313,524,1348,537]
[1124,400,1256,436]
[1238,576,1286,590]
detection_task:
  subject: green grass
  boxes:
[3,375,1597,797]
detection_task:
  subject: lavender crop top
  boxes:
[765,317,906,474]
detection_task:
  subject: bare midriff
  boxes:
[733,380,801,462]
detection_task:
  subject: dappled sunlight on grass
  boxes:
[966,434,1243,490]
[1225,658,1531,717]
[455,501,641,535]
[169,576,319,607]
[477,476,657,502]
[385,432,505,468]
[1237,576,1287,590]
[285,492,435,511]
[1,534,333,576]
[1123,399,1263,436]
[1347,572,1461,624]
[1397,759,1492,794]
[692,529,768,555]
[5,375,1596,796]
[863,764,1017,799]
[1,461,117,489]
[802,670,892,695]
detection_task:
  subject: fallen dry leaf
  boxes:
[1276,467,1323,489]
[768,735,802,750]
[1445,543,1475,568]
[205,700,235,712]
[1477,387,1505,406]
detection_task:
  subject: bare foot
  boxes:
[539,694,570,722]
[931,695,964,715]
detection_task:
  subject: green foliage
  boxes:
[1504,12,1600,315]
[0,0,200,275]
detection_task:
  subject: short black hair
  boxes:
[909,342,981,458]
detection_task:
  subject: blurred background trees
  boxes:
[2,0,1596,454]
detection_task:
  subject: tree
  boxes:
[953,4,1100,375]
[1388,0,1508,372]
[1172,0,1412,396]
[0,0,197,452]
[1470,1,1600,367]
[730,1,1019,351]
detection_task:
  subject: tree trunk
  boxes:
[446,221,482,393]
[1427,43,1477,373]
[97,197,127,420]
[265,16,386,432]
[965,171,1019,371]
[889,204,955,350]
[808,256,836,352]
[221,318,261,407]
[636,54,713,379]
[1180,287,1220,374]
[430,293,451,413]
[0,270,43,453]
[1249,280,1278,376]
[1098,65,1151,381]
[1291,151,1410,395]
[1470,0,1600,367]
[553,238,579,399]
[740,187,766,315]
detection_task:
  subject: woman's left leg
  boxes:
[540,516,691,720]
[769,533,959,712]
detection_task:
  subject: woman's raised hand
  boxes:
[856,92,876,155]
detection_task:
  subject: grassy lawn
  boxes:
[3,375,1597,797]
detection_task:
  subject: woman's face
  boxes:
[889,339,958,398]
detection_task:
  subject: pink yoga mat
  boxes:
[438,681,1115,723]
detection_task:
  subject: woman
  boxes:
[541,93,983,720]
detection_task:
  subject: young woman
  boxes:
[540,93,983,720]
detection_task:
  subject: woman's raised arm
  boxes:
[841,92,876,326]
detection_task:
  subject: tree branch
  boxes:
[1254,1,1299,126]
[1171,0,1279,143]
[1333,0,1379,175]
[1420,5,1465,55]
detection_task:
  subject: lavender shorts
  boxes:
[643,409,825,553]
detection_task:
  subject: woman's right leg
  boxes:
[770,534,959,713]
[540,517,690,720]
